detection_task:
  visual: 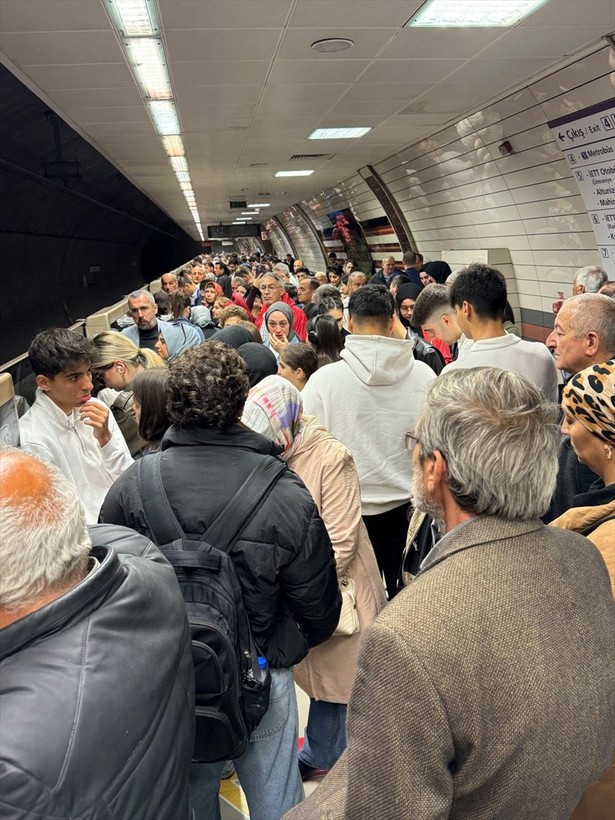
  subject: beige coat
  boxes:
[285,517,615,819]
[289,418,386,703]
[550,496,615,597]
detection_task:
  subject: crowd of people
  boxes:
[2,249,614,819]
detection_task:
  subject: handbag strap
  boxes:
[137,452,286,552]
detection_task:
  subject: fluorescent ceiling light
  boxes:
[407,0,550,27]
[125,38,171,100]
[174,171,190,183]
[309,127,371,139]
[148,101,180,136]
[275,170,314,177]
[161,135,185,156]
[107,0,158,36]
[170,156,189,173]
[241,211,259,215]
[248,202,270,207]
[234,220,247,224]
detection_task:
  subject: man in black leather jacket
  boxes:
[0,450,194,820]
[101,341,341,820]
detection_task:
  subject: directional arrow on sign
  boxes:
[558,132,565,141]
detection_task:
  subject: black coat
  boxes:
[101,424,341,669]
[0,525,194,820]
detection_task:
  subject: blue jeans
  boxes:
[299,699,347,770]
[190,667,304,820]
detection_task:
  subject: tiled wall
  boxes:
[277,42,614,338]
[275,205,327,273]
[265,217,295,260]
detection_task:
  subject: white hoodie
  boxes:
[302,335,436,515]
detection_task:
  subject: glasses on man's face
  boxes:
[405,431,420,451]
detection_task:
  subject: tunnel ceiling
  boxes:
[1,0,613,239]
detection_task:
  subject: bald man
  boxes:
[0,450,194,819]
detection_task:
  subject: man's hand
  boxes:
[79,401,112,448]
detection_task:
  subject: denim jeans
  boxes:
[299,699,347,770]
[190,667,304,820]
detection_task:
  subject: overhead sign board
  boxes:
[548,98,615,276]
[229,200,247,209]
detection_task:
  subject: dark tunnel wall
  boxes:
[0,66,200,361]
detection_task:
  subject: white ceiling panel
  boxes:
[379,27,506,60]
[48,86,143,108]
[289,1,420,29]
[171,60,270,86]
[259,83,351,103]
[0,31,122,64]
[176,85,265,106]
[160,0,293,29]
[478,26,609,59]
[267,59,370,85]
[0,0,110,32]
[166,29,281,63]
[1,0,613,237]
[447,57,558,83]
[519,0,615,27]
[358,59,465,84]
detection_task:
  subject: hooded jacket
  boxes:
[100,424,341,668]
[302,334,436,515]
[0,524,194,820]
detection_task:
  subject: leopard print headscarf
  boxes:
[563,359,615,446]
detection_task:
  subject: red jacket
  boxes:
[256,293,307,341]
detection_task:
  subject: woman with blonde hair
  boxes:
[91,331,165,455]
[242,375,385,780]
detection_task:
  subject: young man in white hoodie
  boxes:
[302,285,436,598]
[19,328,133,524]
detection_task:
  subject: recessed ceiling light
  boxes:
[407,0,550,27]
[309,127,371,140]
[311,38,354,53]
[148,100,180,136]
[275,170,314,177]
[241,211,259,215]
[234,220,247,224]
[248,203,270,207]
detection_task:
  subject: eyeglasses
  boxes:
[405,431,420,450]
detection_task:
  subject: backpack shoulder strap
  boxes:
[137,454,186,545]
[204,457,286,551]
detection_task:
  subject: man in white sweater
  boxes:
[302,285,435,598]
[444,263,558,403]
[19,328,133,524]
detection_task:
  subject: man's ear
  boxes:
[462,301,472,321]
[153,302,159,315]
[36,374,50,391]
[424,449,448,495]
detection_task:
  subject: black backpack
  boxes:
[136,453,286,762]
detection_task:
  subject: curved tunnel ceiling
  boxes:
[1,0,613,238]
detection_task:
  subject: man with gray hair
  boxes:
[544,292,615,519]
[123,289,201,353]
[287,367,615,820]
[253,271,307,341]
[572,265,608,295]
[0,449,194,819]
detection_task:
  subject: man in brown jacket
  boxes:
[286,367,615,820]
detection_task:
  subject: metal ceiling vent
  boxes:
[289,153,331,160]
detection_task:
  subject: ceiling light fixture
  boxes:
[311,38,354,53]
[407,0,550,27]
[106,0,158,37]
[248,202,270,208]
[161,135,185,156]
[241,211,259,215]
[148,100,180,136]
[170,156,189,174]
[308,127,372,140]
[275,170,314,177]
[125,38,171,99]
[106,0,202,241]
